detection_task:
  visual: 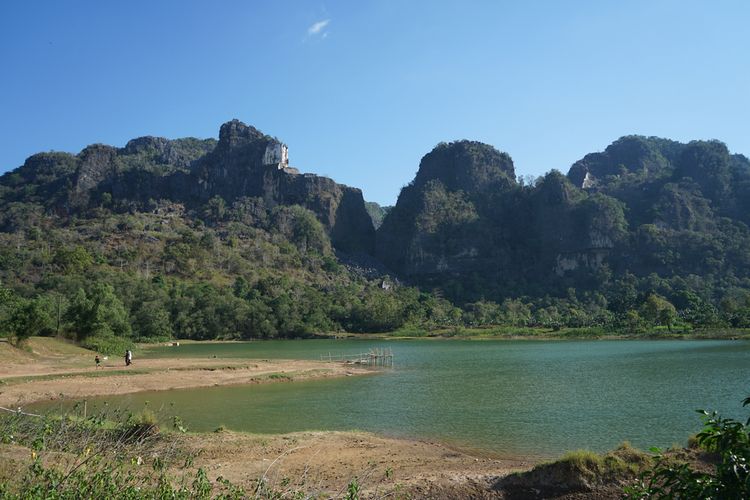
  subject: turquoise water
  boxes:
[32,339,750,458]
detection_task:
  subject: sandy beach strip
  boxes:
[0,357,370,408]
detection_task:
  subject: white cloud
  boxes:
[307,19,330,36]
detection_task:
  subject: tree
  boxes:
[132,301,172,340]
[0,285,20,342]
[65,284,131,341]
[624,309,644,334]
[640,294,677,330]
[9,298,54,344]
[675,290,719,328]
[204,195,227,223]
[53,245,93,274]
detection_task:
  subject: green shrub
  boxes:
[80,334,134,356]
[625,396,750,499]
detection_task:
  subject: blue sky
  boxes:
[1,1,748,205]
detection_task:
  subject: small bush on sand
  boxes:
[498,443,651,497]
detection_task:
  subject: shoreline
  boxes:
[136,331,750,350]
[338,329,750,341]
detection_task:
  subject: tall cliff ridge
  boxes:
[3,128,750,304]
[377,136,750,301]
[0,120,374,253]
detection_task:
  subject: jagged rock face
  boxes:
[563,136,750,279]
[72,145,119,206]
[0,119,374,253]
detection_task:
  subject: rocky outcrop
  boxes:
[411,140,516,193]
[70,144,119,207]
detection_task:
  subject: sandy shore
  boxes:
[0,356,370,408]
[178,430,532,498]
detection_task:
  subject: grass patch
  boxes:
[80,335,135,357]
[553,443,650,477]
[0,368,153,387]
[387,325,429,337]
[499,442,652,497]
[0,405,247,498]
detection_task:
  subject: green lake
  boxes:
[32,339,750,459]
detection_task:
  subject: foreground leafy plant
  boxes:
[0,407,284,499]
[625,396,750,499]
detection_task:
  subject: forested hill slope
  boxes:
[377,136,750,315]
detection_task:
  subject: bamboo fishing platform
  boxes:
[320,347,394,367]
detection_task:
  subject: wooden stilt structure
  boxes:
[320,347,394,367]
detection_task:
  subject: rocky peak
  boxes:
[197,120,272,179]
[536,170,575,206]
[414,141,516,193]
[218,119,266,150]
[568,136,677,188]
[123,136,171,155]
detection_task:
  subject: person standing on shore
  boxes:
[125,350,132,366]
[95,355,101,369]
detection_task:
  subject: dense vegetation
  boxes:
[2,124,750,350]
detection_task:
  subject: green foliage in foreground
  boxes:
[0,407,314,499]
[625,396,750,499]
[0,460,223,500]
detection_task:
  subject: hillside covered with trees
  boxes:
[2,122,750,350]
